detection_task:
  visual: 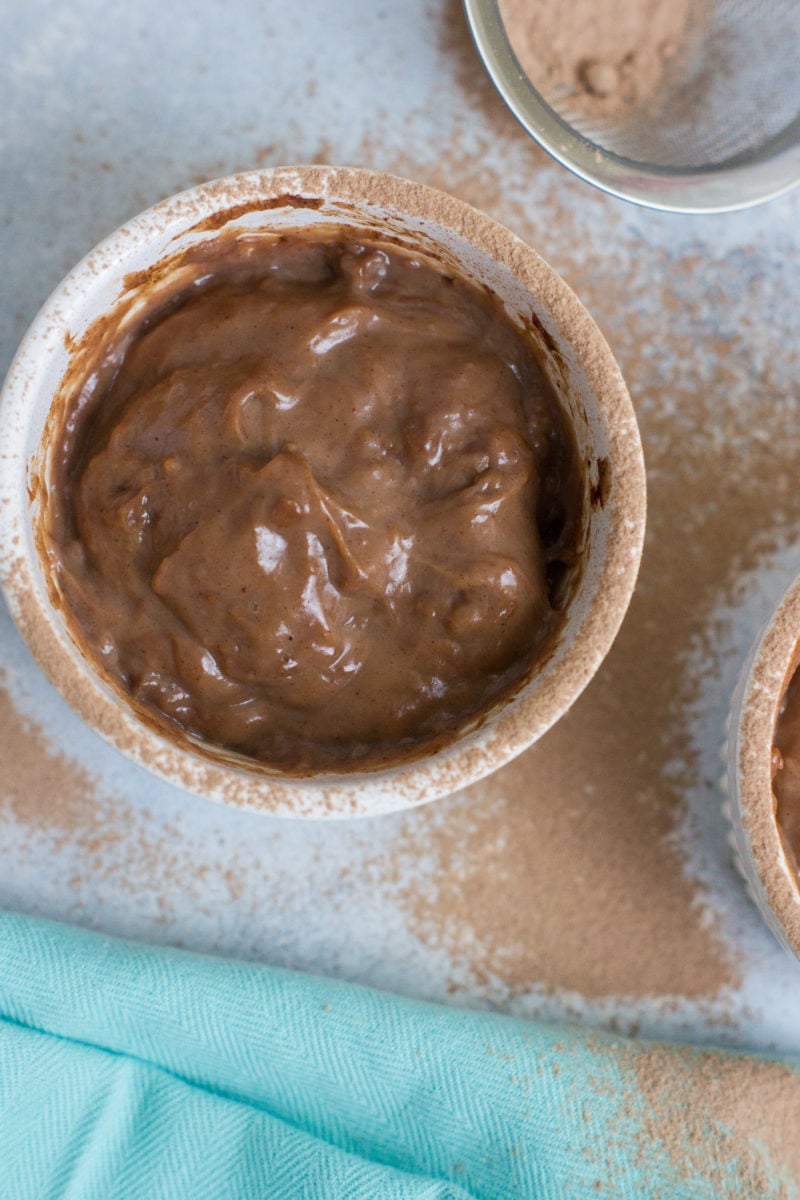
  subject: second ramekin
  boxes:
[726,573,800,961]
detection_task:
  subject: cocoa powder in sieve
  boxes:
[498,0,693,120]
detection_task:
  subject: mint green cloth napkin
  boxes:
[0,912,797,1199]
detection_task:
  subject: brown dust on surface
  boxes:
[0,682,244,912]
[628,1041,800,1195]
[0,683,110,854]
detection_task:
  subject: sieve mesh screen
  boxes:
[501,0,800,171]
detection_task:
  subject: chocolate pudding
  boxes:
[43,230,583,772]
[773,659,800,877]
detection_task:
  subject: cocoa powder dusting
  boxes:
[628,1044,800,1194]
[0,683,106,850]
[0,683,236,911]
[498,0,695,120]
[394,743,732,1000]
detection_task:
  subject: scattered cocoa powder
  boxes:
[541,1030,800,1193]
[0,682,232,911]
[628,1043,800,1194]
[0,683,107,851]
[393,747,733,999]
[498,0,694,121]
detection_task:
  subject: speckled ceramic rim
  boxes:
[727,574,800,961]
[0,165,646,818]
[465,0,800,214]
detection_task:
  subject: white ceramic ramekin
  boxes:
[726,575,800,960]
[0,166,646,818]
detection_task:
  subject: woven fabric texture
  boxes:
[0,911,796,1198]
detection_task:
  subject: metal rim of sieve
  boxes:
[465,0,800,214]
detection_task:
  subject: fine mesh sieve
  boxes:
[465,0,800,212]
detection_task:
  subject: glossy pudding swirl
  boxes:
[773,660,800,875]
[45,231,583,771]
